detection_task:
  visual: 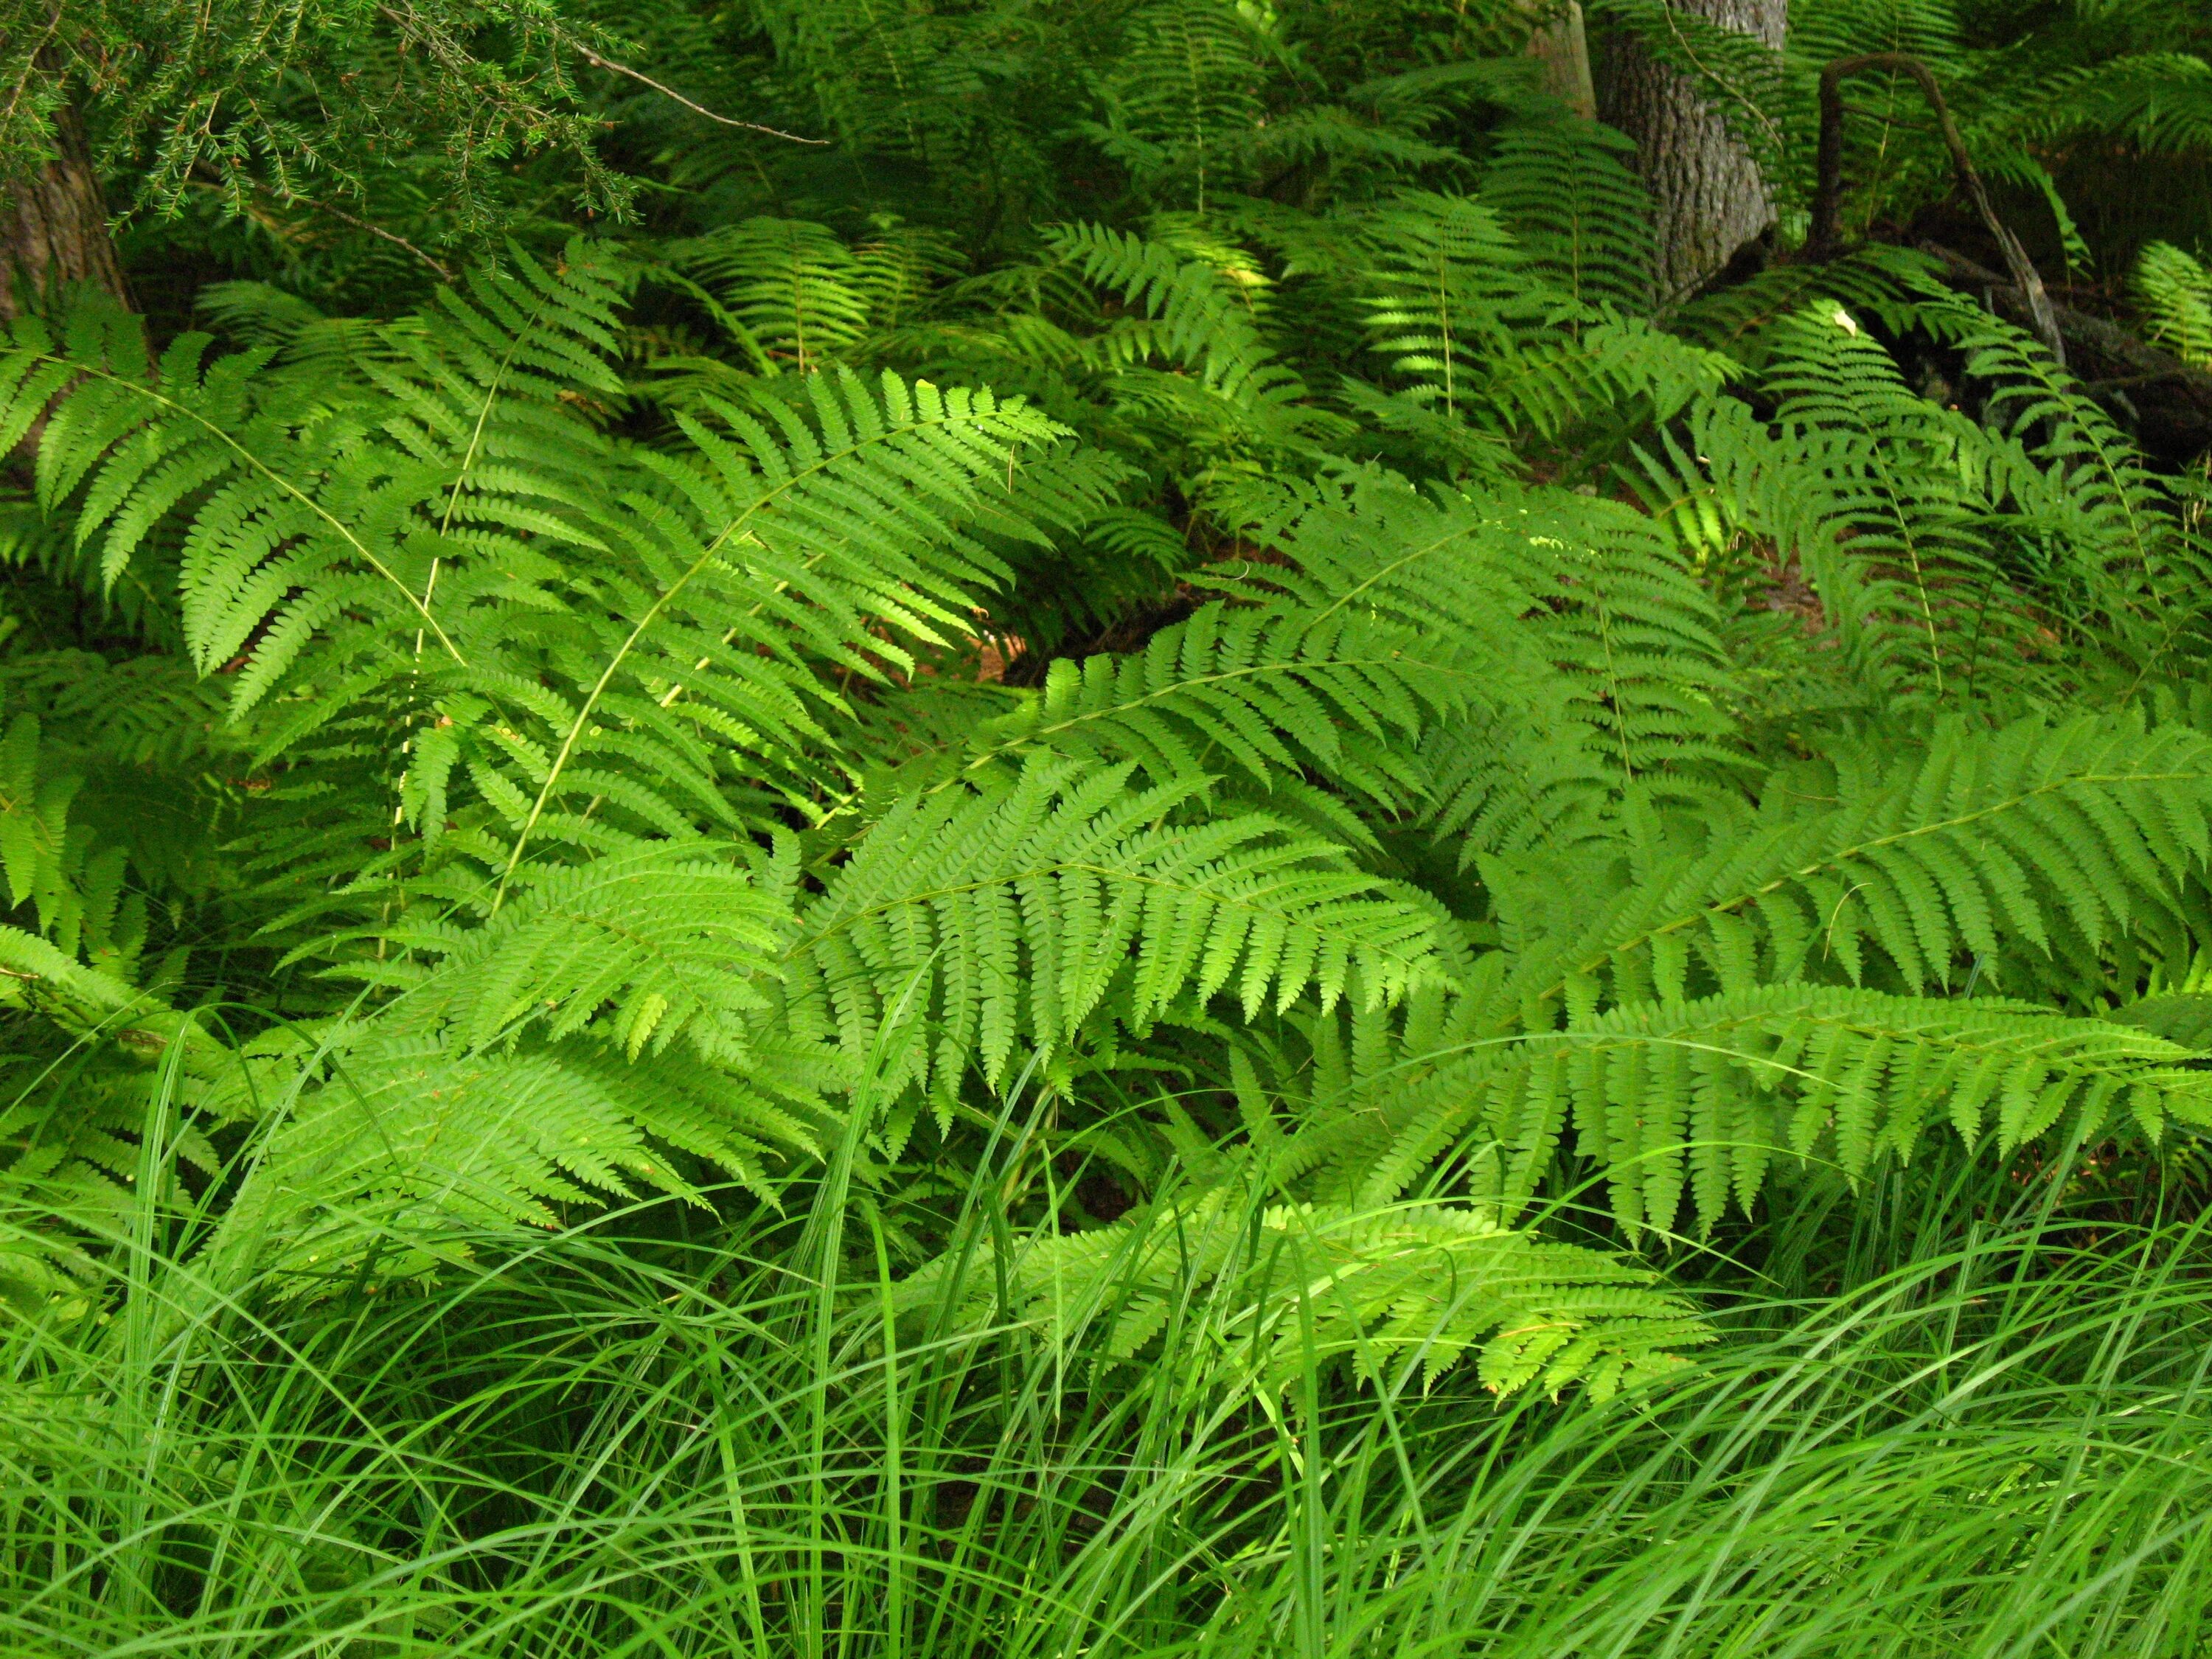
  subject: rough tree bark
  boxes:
[1597,0,1787,305]
[1,69,128,323]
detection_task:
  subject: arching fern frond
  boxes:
[446,369,1120,876]
[1354,191,1528,425]
[367,844,795,1065]
[1486,712,2212,1019]
[900,1177,1710,1400]
[1348,983,2212,1237]
[850,602,1462,832]
[771,754,1446,1125]
[1,246,632,714]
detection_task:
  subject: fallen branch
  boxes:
[1809,53,2065,369]
[1921,241,2212,456]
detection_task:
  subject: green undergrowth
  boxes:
[10,2,2212,1652]
[5,1133,2208,1659]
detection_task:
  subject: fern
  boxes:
[901,1175,1711,1399]
[1354,191,1530,425]
[2135,241,2212,366]
[1085,0,1268,212]
[667,219,877,373]
[840,509,1546,841]
[1916,288,2208,678]
[196,1026,815,1284]
[1346,983,2212,1237]
[372,844,796,1065]
[1048,222,1293,407]
[1478,116,1657,314]
[1,246,631,714]
[773,753,1446,1130]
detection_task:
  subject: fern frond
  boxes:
[2,246,633,714]
[669,219,876,373]
[1480,315,1736,446]
[902,1179,1711,1399]
[199,1028,816,1285]
[454,369,1116,876]
[1085,0,1267,211]
[374,844,793,1065]
[772,754,1445,1122]
[1351,983,2212,1236]
[1905,288,2208,677]
[1635,304,2057,707]
[1479,116,1656,314]
[848,520,1540,837]
[1488,712,2212,1018]
[1354,191,1528,424]
[2135,241,2212,366]
[1209,474,1744,846]
[1048,222,1294,406]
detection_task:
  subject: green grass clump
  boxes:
[6,1147,2208,1658]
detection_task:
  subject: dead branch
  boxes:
[1809,52,2066,369]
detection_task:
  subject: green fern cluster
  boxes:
[9,0,2212,1411]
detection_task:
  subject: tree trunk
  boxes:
[1596,0,1786,305]
[1523,4,1597,122]
[1,77,128,324]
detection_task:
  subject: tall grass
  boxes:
[4,1143,2209,1657]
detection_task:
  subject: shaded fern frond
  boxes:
[1479,116,1655,314]
[199,1030,816,1285]
[1086,0,1267,210]
[2135,241,2212,366]
[668,219,877,373]
[1632,305,2045,707]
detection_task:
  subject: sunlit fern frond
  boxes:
[2135,241,2212,366]
[900,1173,1711,1400]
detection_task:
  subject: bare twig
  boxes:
[1810,52,2066,369]
[304,198,456,282]
[571,46,826,145]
